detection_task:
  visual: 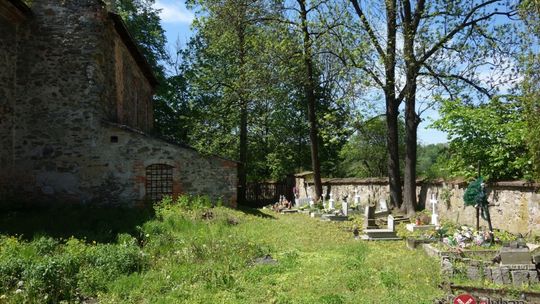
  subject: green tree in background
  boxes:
[114,0,168,73]
[416,143,448,179]
[519,0,540,180]
[432,98,531,180]
[339,116,404,178]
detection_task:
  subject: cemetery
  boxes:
[1,0,539,303]
[260,174,540,302]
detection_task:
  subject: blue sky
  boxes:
[152,0,449,145]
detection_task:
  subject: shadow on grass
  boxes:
[237,205,276,219]
[0,204,155,243]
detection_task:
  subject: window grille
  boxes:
[145,164,173,201]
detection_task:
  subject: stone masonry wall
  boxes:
[93,124,238,206]
[0,0,238,207]
[0,16,16,180]
[296,177,540,235]
[4,0,109,203]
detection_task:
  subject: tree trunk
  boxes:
[237,25,248,205]
[402,95,420,215]
[384,0,402,209]
[299,0,322,201]
[401,0,424,215]
[238,102,248,205]
[385,103,402,209]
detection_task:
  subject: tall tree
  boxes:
[347,0,518,215]
[399,0,518,215]
[113,0,168,74]
[298,0,324,201]
[269,0,351,201]
[348,0,402,208]
[186,0,269,204]
[519,0,540,180]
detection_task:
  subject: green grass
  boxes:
[0,197,444,303]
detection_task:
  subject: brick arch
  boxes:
[145,164,174,202]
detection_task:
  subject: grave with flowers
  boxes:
[408,177,540,290]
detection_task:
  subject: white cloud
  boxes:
[154,0,194,24]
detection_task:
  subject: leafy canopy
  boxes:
[432,98,531,181]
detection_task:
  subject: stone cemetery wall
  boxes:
[295,177,540,235]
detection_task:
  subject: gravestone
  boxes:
[364,205,377,229]
[328,193,335,210]
[430,196,439,226]
[500,245,532,265]
[354,188,360,207]
[361,214,400,241]
[374,198,389,217]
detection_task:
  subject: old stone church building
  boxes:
[0,0,238,206]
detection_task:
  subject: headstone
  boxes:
[328,193,335,210]
[387,215,395,231]
[361,214,400,240]
[500,247,532,265]
[430,196,439,226]
[364,205,377,229]
[379,199,388,212]
[354,188,360,207]
[342,202,348,216]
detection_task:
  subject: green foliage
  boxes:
[0,235,145,303]
[432,98,532,180]
[338,116,404,178]
[175,0,352,182]
[417,144,449,179]
[113,0,168,73]
[0,200,446,303]
[518,4,540,180]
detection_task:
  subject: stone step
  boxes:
[320,214,349,221]
[363,229,399,239]
[361,235,402,241]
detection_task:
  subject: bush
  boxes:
[0,234,146,303]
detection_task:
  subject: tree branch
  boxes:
[350,0,386,61]
[418,0,514,65]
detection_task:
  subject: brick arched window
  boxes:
[145,164,174,201]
